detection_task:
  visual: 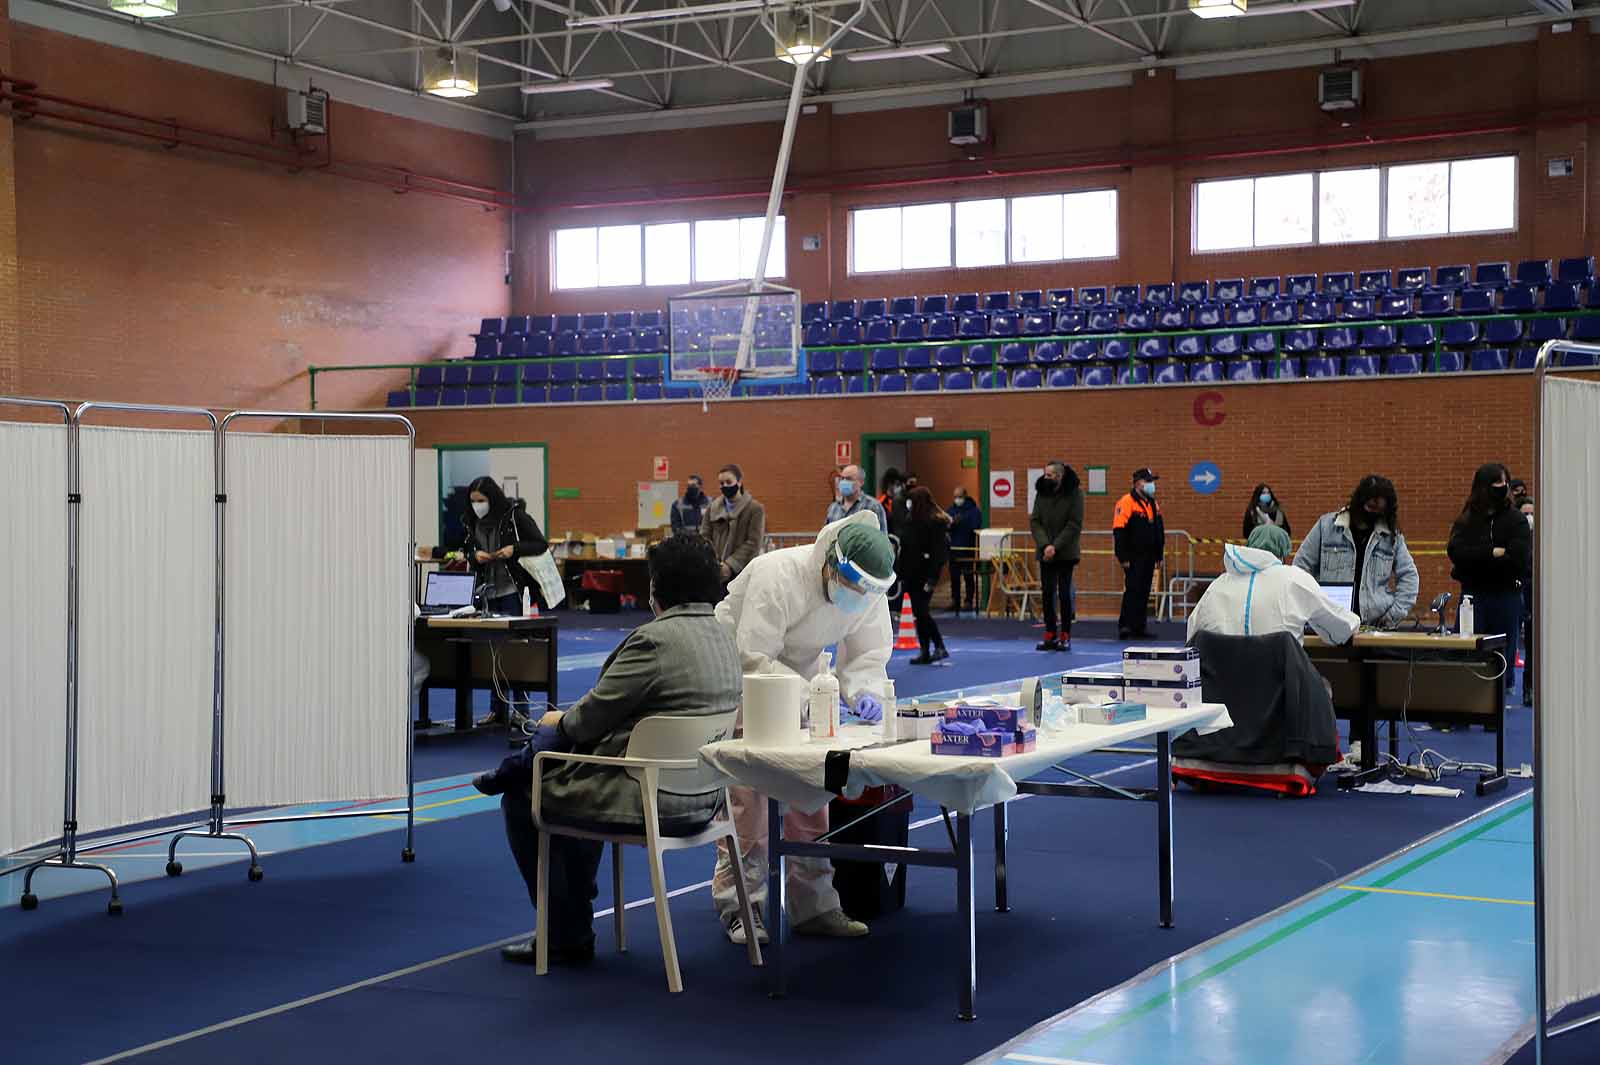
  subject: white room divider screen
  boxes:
[0,411,70,860]
[74,426,218,835]
[222,431,411,807]
[1534,346,1600,1056]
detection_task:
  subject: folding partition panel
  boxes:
[0,409,70,862]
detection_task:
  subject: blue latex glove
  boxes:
[848,691,884,725]
[938,719,983,736]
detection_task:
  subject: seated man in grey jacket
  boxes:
[473,534,741,965]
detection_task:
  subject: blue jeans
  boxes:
[501,794,602,950]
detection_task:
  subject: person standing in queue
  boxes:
[703,464,766,595]
[946,486,983,614]
[826,463,888,532]
[1242,483,1291,540]
[1447,463,1532,707]
[1294,474,1419,629]
[1113,468,1164,641]
[1031,462,1084,651]
[671,474,709,536]
[417,475,549,726]
[898,486,950,664]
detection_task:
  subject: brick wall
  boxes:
[7,24,513,410]
[0,0,18,395]
[517,27,1594,317]
[404,372,1542,612]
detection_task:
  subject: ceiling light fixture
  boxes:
[520,78,617,94]
[422,47,479,98]
[774,7,831,65]
[847,42,952,62]
[1189,0,1247,17]
[109,0,178,16]
[568,0,782,29]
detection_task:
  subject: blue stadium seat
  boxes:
[1377,294,1413,319]
[1459,288,1495,314]
[860,298,888,320]
[492,386,519,407]
[1400,323,1436,349]
[1056,309,1087,334]
[548,362,578,386]
[876,373,907,393]
[1067,339,1100,361]
[1357,270,1392,294]
[528,331,556,356]
[964,343,996,368]
[838,349,867,375]
[1483,318,1524,345]
[504,314,530,335]
[863,319,893,344]
[631,357,662,381]
[604,331,634,354]
[1286,275,1317,299]
[1021,311,1053,337]
[1079,287,1108,307]
[1152,360,1187,385]
[554,314,580,333]
[933,344,964,368]
[1138,336,1171,360]
[529,314,556,333]
[1269,357,1301,380]
[1012,368,1042,389]
[984,292,1011,312]
[1343,355,1380,377]
[942,371,974,391]
[901,346,932,370]
[989,311,1021,337]
[521,362,550,388]
[632,383,661,400]
[1283,329,1317,353]
[802,301,828,324]
[1304,356,1341,379]
[1432,351,1465,373]
[1384,353,1423,375]
[443,363,470,386]
[1209,332,1242,357]
[1558,257,1595,287]
[1418,291,1453,316]
[1517,260,1553,288]
[1104,338,1132,361]
[1082,365,1114,387]
[473,335,500,359]
[1301,296,1335,324]
[846,375,868,393]
[927,314,957,340]
[910,372,941,392]
[957,313,988,339]
[1322,327,1357,353]
[895,317,926,342]
[1226,359,1264,383]
[1045,288,1074,308]
[1245,332,1276,356]
[553,330,579,356]
[1513,348,1540,370]
[870,347,899,372]
[547,385,575,403]
[473,317,503,338]
[1193,303,1224,329]
[1178,281,1208,304]
[468,364,495,386]
[1359,326,1396,351]
[922,295,950,315]
[1115,364,1148,386]
[1229,302,1261,327]
[1213,279,1244,302]
[952,293,980,314]
[1470,349,1509,372]
[1016,290,1043,310]
[802,322,831,348]
[1157,306,1189,331]
[1250,277,1280,301]
[576,313,605,333]
[813,377,844,395]
[1046,367,1078,388]
[971,369,1002,389]
[831,300,858,321]
[417,366,445,389]
[808,350,837,375]
[1322,273,1354,299]
[1087,308,1120,332]
[1145,284,1175,306]
[1264,300,1298,325]
[1124,307,1156,332]
[1340,296,1376,321]
[1545,282,1580,311]
[1112,285,1141,309]
[1476,262,1511,289]
[1429,265,1467,291]
[577,359,605,383]
[575,384,603,402]
[1395,268,1429,293]
[413,388,440,407]
[441,388,468,406]
[1501,285,1536,313]
[1572,317,1600,343]
[833,320,863,345]
[890,297,918,317]
[1527,317,1566,344]
[1442,320,1480,347]
[1189,359,1223,384]
[386,390,410,408]
[1173,334,1204,358]
[999,342,1030,366]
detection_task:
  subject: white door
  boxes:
[488,447,547,531]
[415,447,440,547]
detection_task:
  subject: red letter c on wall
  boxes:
[1194,391,1226,427]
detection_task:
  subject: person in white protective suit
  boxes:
[710,511,896,945]
[1187,524,1360,645]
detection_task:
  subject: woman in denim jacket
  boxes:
[1292,474,1419,629]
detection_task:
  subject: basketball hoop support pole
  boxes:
[735,2,871,372]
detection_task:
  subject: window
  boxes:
[1193,154,1516,252]
[552,214,783,290]
[848,189,1116,274]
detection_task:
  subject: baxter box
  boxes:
[1062,671,1123,705]
[898,706,942,741]
[1124,677,1204,710]
[1122,645,1201,684]
[1078,701,1148,725]
[943,703,1029,731]
[930,725,1038,758]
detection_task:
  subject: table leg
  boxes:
[992,802,1010,914]
[453,641,473,733]
[1359,659,1379,771]
[416,682,432,730]
[546,630,558,709]
[1157,730,1174,929]
[955,811,976,1022]
[766,798,787,1000]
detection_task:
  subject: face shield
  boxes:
[825,540,894,614]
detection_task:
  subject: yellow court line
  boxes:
[416,794,493,814]
[1337,885,1533,906]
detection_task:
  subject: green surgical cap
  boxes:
[1246,524,1292,561]
[836,523,895,580]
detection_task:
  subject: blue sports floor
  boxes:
[2,613,1586,1065]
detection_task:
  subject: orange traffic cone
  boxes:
[894,599,919,651]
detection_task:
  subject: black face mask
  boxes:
[686,486,703,501]
[721,484,740,501]
[1491,484,1509,504]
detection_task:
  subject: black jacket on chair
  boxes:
[1174,630,1339,768]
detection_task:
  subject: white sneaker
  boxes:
[793,908,869,938]
[724,908,769,946]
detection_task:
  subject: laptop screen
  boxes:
[424,571,475,608]
[1320,583,1354,614]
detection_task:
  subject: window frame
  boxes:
[550,213,786,292]
[1190,153,1518,255]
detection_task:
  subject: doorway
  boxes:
[862,431,989,519]
[430,443,549,548]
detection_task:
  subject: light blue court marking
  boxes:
[978,797,1534,1065]
[559,651,614,670]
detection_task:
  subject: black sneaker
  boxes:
[500,937,595,966]
[909,653,935,665]
[1057,635,1072,652]
[1036,633,1059,651]
[933,646,950,662]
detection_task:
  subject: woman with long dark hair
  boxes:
[1447,462,1531,704]
[897,486,950,665]
[1242,483,1291,540]
[1293,474,1418,629]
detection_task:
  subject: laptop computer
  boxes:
[420,571,475,616]
[1319,582,1354,615]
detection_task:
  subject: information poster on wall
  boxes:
[1025,467,1045,514]
[637,481,678,529]
[1086,466,1108,496]
[989,470,1016,510]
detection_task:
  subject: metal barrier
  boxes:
[985,529,1196,622]
[763,531,816,553]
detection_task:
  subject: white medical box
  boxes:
[1123,677,1204,710]
[1061,671,1123,706]
[1121,646,1200,684]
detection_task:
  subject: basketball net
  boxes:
[691,366,739,412]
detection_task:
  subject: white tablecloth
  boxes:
[699,703,1232,815]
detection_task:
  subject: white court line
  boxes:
[1004,1055,1107,1065]
[88,757,1153,1064]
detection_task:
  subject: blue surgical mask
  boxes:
[1143,482,1157,499]
[1259,493,1272,507]
[830,581,875,615]
[839,479,857,498]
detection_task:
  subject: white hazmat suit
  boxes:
[710,512,894,927]
[1187,543,1360,645]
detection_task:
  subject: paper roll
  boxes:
[1020,677,1045,727]
[742,673,807,748]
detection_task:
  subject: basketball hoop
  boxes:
[687,366,740,411]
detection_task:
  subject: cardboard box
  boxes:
[1122,646,1201,683]
[1077,701,1148,725]
[1062,671,1124,706]
[898,707,941,741]
[930,725,1038,758]
[1123,677,1204,710]
[942,704,1029,731]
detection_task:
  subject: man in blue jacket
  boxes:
[946,486,983,613]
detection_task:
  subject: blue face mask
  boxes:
[1142,482,1157,499]
[1259,493,1272,507]
[833,586,874,615]
[839,479,857,498]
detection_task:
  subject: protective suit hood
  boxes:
[1223,544,1285,576]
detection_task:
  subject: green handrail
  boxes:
[306,308,1597,409]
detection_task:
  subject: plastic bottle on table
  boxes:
[1459,594,1475,638]
[880,679,898,741]
[809,664,841,740]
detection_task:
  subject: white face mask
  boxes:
[471,500,490,519]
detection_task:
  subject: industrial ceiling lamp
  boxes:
[422,47,479,98]
[1189,0,1247,17]
[109,0,178,17]
[774,7,831,65]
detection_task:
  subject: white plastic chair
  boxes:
[530,710,761,992]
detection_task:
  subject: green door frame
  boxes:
[860,430,991,525]
[433,441,551,543]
